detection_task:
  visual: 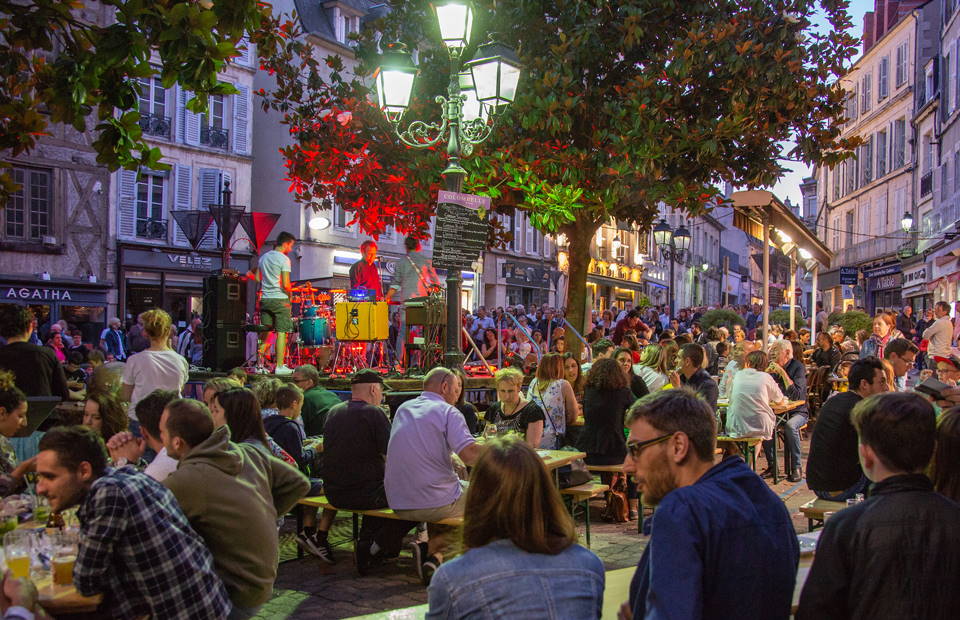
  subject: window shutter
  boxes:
[198,168,221,249]
[513,212,523,252]
[235,36,254,67]
[525,216,535,255]
[171,164,193,247]
[117,169,138,239]
[177,86,201,146]
[232,84,250,155]
[422,216,434,249]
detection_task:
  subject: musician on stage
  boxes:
[385,236,443,365]
[246,231,296,375]
[349,240,383,299]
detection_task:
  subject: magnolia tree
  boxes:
[258,0,859,353]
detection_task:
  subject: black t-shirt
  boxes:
[806,391,863,491]
[0,341,69,399]
[485,399,545,436]
[456,402,479,435]
[320,399,391,496]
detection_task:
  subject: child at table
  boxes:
[484,368,545,448]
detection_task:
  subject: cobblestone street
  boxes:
[261,447,817,619]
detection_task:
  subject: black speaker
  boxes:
[202,274,248,370]
[203,274,246,326]
[202,325,246,371]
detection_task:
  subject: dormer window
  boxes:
[325,2,363,45]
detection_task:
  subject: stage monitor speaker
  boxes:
[202,325,246,371]
[335,301,389,341]
[203,274,246,327]
[202,273,248,370]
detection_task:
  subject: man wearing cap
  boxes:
[309,371,416,572]
[385,367,480,585]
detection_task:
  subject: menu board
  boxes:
[432,202,489,271]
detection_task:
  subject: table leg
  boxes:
[584,499,591,548]
[352,513,359,543]
[296,505,304,559]
[637,492,644,534]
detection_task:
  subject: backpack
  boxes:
[601,471,630,523]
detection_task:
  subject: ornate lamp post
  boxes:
[375,0,522,368]
[653,218,691,318]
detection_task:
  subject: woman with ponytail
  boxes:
[0,371,32,496]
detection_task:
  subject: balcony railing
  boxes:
[138,112,171,138]
[838,235,909,265]
[136,218,167,240]
[200,126,229,149]
[920,171,933,197]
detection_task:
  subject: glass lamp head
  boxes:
[433,1,473,49]
[901,212,914,232]
[652,218,672,248]
[465,39,522,110]
[375,43,418,121]
[674,224,691,252]
[458,71,487,122]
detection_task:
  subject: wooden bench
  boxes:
[799,498,846,532]
[584,464,649,534]
[295,496,464,561]
[559,482,609,547]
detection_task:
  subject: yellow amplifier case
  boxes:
[335,302,390,341]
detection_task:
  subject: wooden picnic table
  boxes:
[37,576,102,615]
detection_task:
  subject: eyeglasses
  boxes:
[291,377,311,384]
[626,433,674,458]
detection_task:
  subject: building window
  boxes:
[876,129,887,178]
[945,51,953,113]
[832,166,841,201]
[845,86,858,122]
[136,174,166,240]
[893,118,906,169]
[861,137,873,185]
[200,94,229,149]
[845,211,854,246]
[333,203,354,233]
[136,76,170,138]
[955,150,960,194]
[860,73,872,113]
[878,56,889,100]
[844,158,855,194]
[925,62,936,104]
[895,41,908,86]
[831,216,840,250]
[3,166,52,240]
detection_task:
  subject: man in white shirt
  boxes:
[105,389,179,481]
[247,231,296,374]
[726,350,787,455]
[923,301,953,360]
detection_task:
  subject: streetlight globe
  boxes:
[465,39,522,110]
[701,263,709,272]
[308,215,331,230]
[434,1,473,49]
[375,43,418,121]
[901,212,914,232]
[798,248,812,260]
[653,218,672,249]
[674,223,692,253]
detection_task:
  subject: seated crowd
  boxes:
[4,298,960,620]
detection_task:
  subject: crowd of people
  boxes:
[3,295,960,619]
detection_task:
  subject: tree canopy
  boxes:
[0,0,267,196]
[262,0,859,343]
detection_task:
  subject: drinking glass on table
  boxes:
[34,495,51,524]
[4,530,33,579]
[50,530,78,586]
[483,423,498,440]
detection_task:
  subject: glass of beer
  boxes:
[51,531,78,586]
[3,531,32,579]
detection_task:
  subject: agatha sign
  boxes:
[5,287,74,301]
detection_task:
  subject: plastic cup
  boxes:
[3,531,32,579]
[50,530,78,586]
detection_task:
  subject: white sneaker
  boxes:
[274,365,293,375]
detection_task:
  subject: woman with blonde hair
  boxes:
[635,344,668,392]
[484,367,544,447]
[120,308,188,431]
[426,436,604,618]
[527,353,578,450]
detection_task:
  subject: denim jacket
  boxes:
[426,539,605,619]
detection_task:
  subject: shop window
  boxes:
[3,166,53,241]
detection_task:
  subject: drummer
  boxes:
[349,240,383,299]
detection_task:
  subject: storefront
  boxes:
[586,259,643,313]
[502,261,556,309]
[118,244,253,327]
[863,263,902,314]
[901,262,931,313]
[0,278,111,344]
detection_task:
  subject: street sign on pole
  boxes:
[438,190,491,211]
[794,287,802,298]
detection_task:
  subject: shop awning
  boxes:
[730,190,832,268]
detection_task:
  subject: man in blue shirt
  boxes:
[620,389,798,620]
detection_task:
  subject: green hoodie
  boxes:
[163,425,309,609]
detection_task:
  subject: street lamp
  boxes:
[376,0,521,369]
[901,212,914,232]
[653,218,691,318]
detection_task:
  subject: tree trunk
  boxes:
[562,216,600,361]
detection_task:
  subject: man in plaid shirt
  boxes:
[36,426,231,619]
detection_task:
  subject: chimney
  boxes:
[886,1,900,29]
[874,0,885,39]
[863,12,876,53]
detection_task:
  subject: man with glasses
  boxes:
[883,338,918,391]
[619,389,798,620]
[932,353,960,387]
[291,365,342,436]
